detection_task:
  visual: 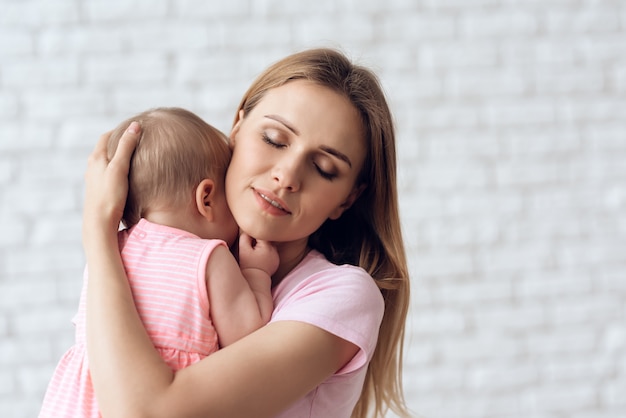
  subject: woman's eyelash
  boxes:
[263,132,336,180]
[262,133,284,148]
[315,165,336,180]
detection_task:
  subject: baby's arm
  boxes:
[206,237,278,347]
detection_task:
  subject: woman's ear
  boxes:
[229,109,245,149]
[195,179,216,222]
[329,183,367,220]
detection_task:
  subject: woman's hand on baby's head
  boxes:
[238,233,280,276]
[83,122,141,238]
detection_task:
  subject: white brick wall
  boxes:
[1,1,625,417]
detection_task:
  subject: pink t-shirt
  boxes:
[271,250,385,418]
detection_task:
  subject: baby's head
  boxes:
[107,107,231,228]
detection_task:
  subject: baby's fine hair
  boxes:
[107,107,231,228]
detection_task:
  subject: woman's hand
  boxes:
[82,122,141,243]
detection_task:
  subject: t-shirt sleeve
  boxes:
[270,265,385,375]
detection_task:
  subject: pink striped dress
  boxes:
[40,219,223,417]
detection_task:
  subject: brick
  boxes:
[83,0,169,21]
[3,182,77,216]
[2,57,79,88]
[486,99,555,127]
[0,1,79,27]
[445,191,524,217]
[582,35,626,65]
[13,306,77,337]
[422,0,501,9]
[174,53,255,85]
[501,126,583,156]
[3,244,81,276]
[380,14,456,41]
[517,270,593,300]
[21,90,107,121]
[0,29,34,55]
[0,158,15,185]
[0,124,55,152]
[57,117,131,151]
[526,384,597,413]
[460,10,539,38]
[525,329,597,356]
[0,371,14,396]
[418,42,499,69]
[602,378,626,407]
[127,22,218,51]
[416,217,500,247]
[472,303,547,333]
[546,9,622,33]
[550,295,623,327]
[412,104,481,129]
[16,365,55,395]
[31,217,82,246]
[494,160,566,186]
[385,75,444,102]
[111,88,198,118]
[414,309,467,335]
[84,53,170,85]
[0,93,19,121]
[0,280,58,311]
[476,244,553,273]
[0,338,52,366]
[467,363,539,391]
[415,250,474,277]
[415,160,489,190]
[440,332,523,362]
[39,27,125,55]
[252,0,337,15]
[556,239,626,268]
[0,398,42,418]
[586,123,626,152]
[445,70,528,97]
[408,365,465,391]
[437,279,514,305]
[533,67,606,94]
[0,217,27,248]
[294,16,375,43]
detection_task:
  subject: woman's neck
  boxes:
[272,239,310,285]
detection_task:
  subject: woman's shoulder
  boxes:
[273,249,384,322]
[271,250,385,372]
[281,250,381,295]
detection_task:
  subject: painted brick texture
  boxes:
[1,1,625,417]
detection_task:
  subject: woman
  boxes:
[83,48,411,417]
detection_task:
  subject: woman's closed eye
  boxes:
[262,132,285,148]
[314,163,337,180]
[262,132,338,181]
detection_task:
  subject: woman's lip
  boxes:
[253,188,291,214]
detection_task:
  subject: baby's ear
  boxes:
[195,179,216,222]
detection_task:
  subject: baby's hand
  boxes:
[238,233,279,276]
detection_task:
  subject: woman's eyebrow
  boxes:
[264,114,299,135]
[320,145,352,168]
[264,114,352,168]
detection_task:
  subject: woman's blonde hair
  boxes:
[236,48,411,418]
[108,107,231,228]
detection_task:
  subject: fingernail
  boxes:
[127,121,140,134]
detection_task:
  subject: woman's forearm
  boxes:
[85,229,174,416]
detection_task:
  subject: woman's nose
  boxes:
[271,156,302,192]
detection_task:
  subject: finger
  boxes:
[239,233,256,249]
[89,130,114,163]
[109,122,141,170]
